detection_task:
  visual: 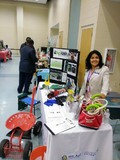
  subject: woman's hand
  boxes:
[76,95,81,101]
[75,95,84,102]
[99,93,106,99]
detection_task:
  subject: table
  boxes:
[0,49,10,62]
[36,83,113,160]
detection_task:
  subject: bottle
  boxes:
[104,109,110,124]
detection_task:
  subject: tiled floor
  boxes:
[0,56,120,160]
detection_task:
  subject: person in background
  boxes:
[5,44,12,60]
[78,50,109,100]
[17,39,38,94]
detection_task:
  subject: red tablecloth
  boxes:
[0,50,10,62]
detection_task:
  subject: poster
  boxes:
[50,58,63,70]
[49,47,80,89]
[104,48,117,73]
[53,48,69,59]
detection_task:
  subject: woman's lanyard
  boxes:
[86,70,94,92]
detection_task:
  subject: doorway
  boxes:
[78,27,93,87]
[59,31,63,48]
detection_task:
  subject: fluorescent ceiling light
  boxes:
[14,0,48,4]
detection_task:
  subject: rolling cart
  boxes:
[0,99,42,160]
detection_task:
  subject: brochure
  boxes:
[44,118,75,135]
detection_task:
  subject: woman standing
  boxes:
[79,50,109,99]
[17,39,38,94]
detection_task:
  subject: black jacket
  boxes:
[19,45,38,73]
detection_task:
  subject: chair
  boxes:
[30,146,47,160]
[19,85,41,119]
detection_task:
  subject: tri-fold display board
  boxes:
[49,47,80,92]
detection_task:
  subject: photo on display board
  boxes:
[67,62,77,77]
[68,51,79,63]
[53,48,69,59]
[50,58,63,70]
[50,69,67,83]
[62,72,67,83]
[63,60,68,72]
[66,77,76,91]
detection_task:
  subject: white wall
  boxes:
[77,0,100,50]
[95,0,120,92]
[48,0,70,48]
[0,4,17,51]
[23,5,48,50]
[0,1,48,54]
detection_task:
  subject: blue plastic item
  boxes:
[44,99,57,106]
[36,69,49,80]
[21,97,40,105]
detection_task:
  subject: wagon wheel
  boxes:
[0,139,9,158]
[23,141,33,160]
[33,121,42,136]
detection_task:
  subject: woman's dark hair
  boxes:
[85,50,104,70]
[26,37,31,42]
[27,39,34,46]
